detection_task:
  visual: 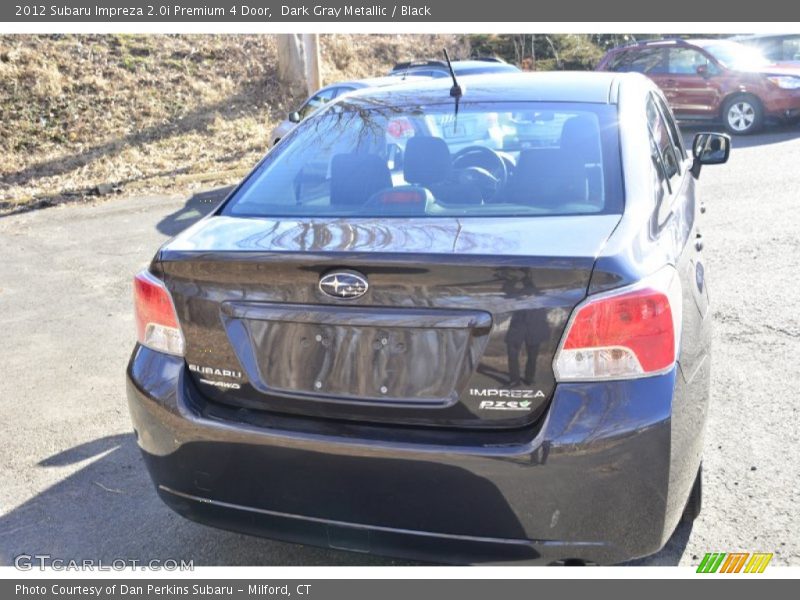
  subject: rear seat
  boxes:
[506,115,604,210]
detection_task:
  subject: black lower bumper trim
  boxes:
[158,486,604,565]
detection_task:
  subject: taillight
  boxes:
[133,270,184,356]
[554,268,682,381]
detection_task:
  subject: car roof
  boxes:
[730,33,800,41]
[687,39,744,50]
[327,75,432,90]
[340,71,621,105]
[614,37,738,51]
[392,58,511,70]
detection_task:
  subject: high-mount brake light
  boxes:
[133,270,184,356]
[554,268,682,381]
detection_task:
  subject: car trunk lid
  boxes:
[157,214,620,428]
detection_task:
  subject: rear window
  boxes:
[223,100,624,218]
[455,64,521,75]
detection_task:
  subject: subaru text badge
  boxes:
[319,270,369,300]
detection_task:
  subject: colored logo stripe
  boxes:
[697,552,773,573]
[720,553,749,573]
[697,553,726,573]
[744,553,773,573]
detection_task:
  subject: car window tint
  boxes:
[615,48,667,74]
[653,95,685,160]
[223,101,624,219]
[754,39,781,61]
[667,47,712,75]
[298,88,337,119]
[605,50,630,71]
[331,86,357,99]
[646,96,681,191]
[402,69,439,77]
[783,36,800,61]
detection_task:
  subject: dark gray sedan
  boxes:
[128,72,729,565]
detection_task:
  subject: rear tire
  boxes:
[682,464,702,523]
[722,95,763,135]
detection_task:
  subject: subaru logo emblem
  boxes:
[319,270,369,300]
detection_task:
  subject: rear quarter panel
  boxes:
[591,75,712,540]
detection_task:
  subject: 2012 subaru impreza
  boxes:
[126,72,729,565]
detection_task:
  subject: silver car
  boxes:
[269,75,432,146]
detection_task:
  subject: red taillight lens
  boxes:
[133,270,184,356]
[554,269,681,381]
[564,288,674,371]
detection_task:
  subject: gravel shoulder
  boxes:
[1,127,798,566]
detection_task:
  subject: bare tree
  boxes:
[276,34,307,93]
[302,34,322,95]
[544,35,561,69]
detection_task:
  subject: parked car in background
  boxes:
[388,57,520,78]
[128,71,730,565]
[597,38,800,134]
[732,34,800,65]
[269,75,430,146]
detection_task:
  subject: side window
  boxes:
[626,48,667,74]
[406,69,439,77]
[757,39,781,61]
[654,95,686,161]
[646,96,681,194]
[605,50,630,71]
[298,88,337,120]
[666,47,714,75]
[330,86,356,99]
[783,36,800,61]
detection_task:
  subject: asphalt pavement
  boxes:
[1,126,798,567]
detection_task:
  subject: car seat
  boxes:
[507,115,603,210]
[330,153,393,208]
[403,136,483,206]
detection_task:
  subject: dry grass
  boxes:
[0,34,462,215]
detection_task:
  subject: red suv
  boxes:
[597,38,800,134]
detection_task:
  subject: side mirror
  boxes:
[691,132,731,178]
[288,111,301,124]
[696,64,711,79]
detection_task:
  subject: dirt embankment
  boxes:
[0,34,464,215]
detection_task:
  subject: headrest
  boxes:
[330,153,392,207]
[560,115,602,162]
[403,136,451,186]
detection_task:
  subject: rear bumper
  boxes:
[156,486,565,564]
[127,345,700,565]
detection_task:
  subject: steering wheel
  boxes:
[451,146,508,200]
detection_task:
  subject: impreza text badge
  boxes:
[472,388,546,411]
[319,270,368,299]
